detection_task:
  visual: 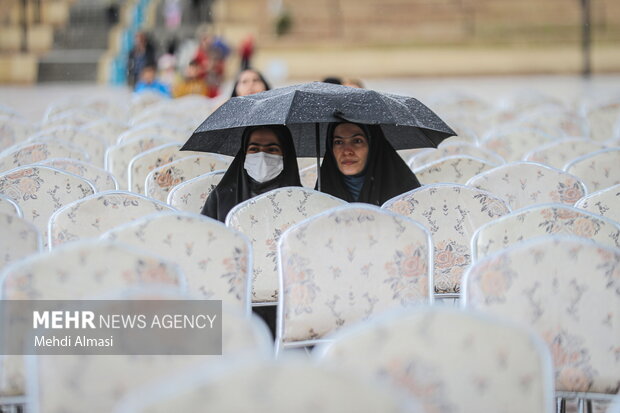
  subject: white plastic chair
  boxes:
[480,128,555,162]
[126,143,183,193]
[101,211,252,313]
[0,165,96,248]
[585,101,620,142]
[48,190,176,249]
[299,164,318,188]
[466,162,586,210]
[471,203,620,261]
[564,148,620,193]
[116,122,188,145]
[80,118,129,147]
[0,117,34,152]
[166,170,225,213]
[315,307,555,413]
[412,155,496,185]
[144,154,230,201]
[276,204,433,352]
[523,138,606,170]
[383,183,510,297]
[462,236,620,410]
[38,158,118,191]
[407,142,504,169]
[0,140,90,173]
[0,212,41,271]
[28,125,107,167]
[575,184,620,223]
[226,187,346,305]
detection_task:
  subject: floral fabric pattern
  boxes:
[102,213,250,310]
[0,194,22,216]
[167,171,224,213]
[145,155,230,201]
[227,187,345,304]
[466,162,586,210]
[49,191,175,248]
[472,204,620,260]
[523,138,606,170]
[408,142,503,169]
[80,118,129,147]
[0,117,34,152]
[29,126,107,167]
[383,184,510,294]
[0,141,89,172]
[412,156,495,185]
[128,144,194,193]
[481,129,554,162]
[464,237,620,394]
[0,212,41,270]
[279,205,431,344]
[0,166,95,247]
[575,184,620,224]
[565,149,620,193]
[318,309,551,413]
[39,158,118,191]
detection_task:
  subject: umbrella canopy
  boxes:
[181,82,455,157]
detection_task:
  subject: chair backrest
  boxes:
[0,212,41,271]
[412,155,496,185]
[0,117,34,152]
[299,164,318,188]
[0,140,90,172]
[40,108,101,130]
[407,142,503,169]
[127,143,183,193]
[277,204,432,350]
[114,359,413,413]
[383,184,510,295]
[0,194,22,217]
[48,191,176,249]
[38,158,118,191]
[105,137,180,190]
[226,187,346,304]
[0,166,96,247]
[471,203,620,261]
[462,236,620,395]
[523,138,606,170]
[80,118,129,147]
[480,128,555,162]
[145,154,231,201]
[166,170,225,213]
[564,148,620,193]
[101,211,251,312]
[515,108,587,138]
[585,101,620,142]
[29,125,107,167]
[117,122,188,145]
[466,162,586,210]
[575,184,620,224]
[315,307,554,413]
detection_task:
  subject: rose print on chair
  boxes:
[434,240,470,294]
[550,180,584,205]
[221,246,249,300]
[471,255,516,304]
[283,253,320,315]
[384,244,429,304]
[542,329,596,392]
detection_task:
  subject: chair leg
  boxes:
[556,397,566,413]
[585,400,592,413]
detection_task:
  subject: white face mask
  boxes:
[244,152,284,183]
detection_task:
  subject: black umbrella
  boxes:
[182,82,455,187]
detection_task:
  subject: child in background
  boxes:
[173,59,209,98]
[134,65,171,97]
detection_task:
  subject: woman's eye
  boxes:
[354,138,365,144]
[333,140,343,145]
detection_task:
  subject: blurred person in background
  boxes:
[134,65,171,98]
[231,68,271,97]
[173,59,209,98]
[239,34,255,70]
[127,31,157,88]
[192,30,228,98]
[343,78,364,88]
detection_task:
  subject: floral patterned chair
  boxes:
[564,149,620,193]
[101,211,251,312]
[166,171,225,214]
[515,108,587,138]
[299,164,318,188]
[226,187,345,307]
[105,137,180,190]
[315,307,555,413]
[80,118,129,147]
[523,138,606,170]
[276,204,432,353]
[466,162,586,211]
[471,203,620,261]
[128,91,168,119]
[0,140,90,173]
[38,158,118,191]
[48,190,175,248]
[412,155,496,185]
[407,142,504,169]
[114,359,413,413]
[462,236,620,410]
[30,296,273,413]
[145,154,231,202]
[40,107,101,130]
[0,194,22,217]
[0,212,41,271]
[0,165,96,248]
[585,101,620,142]
[116,122,188,145]
[480,128,556,163]
[382,183,510,297]
[0,117,34,152]
[575,184,620,224]
[29,126,108,168]
[0,240,185,401]
[126,143,184,193]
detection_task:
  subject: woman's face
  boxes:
[235,70,267,97]
[246,129,283,156]
[332,123,369,176]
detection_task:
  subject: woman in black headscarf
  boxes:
[201,124,301,222]
[318,122,421,205]
[230,68,271,98]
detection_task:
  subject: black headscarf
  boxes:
[317,122,421,205]
[230,69,271,98]
[201,125,301,222]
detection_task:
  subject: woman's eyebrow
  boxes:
[333,133,366,139]
[247,142,282,147]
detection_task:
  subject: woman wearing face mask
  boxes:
[201,125,301,222]
[318,122,421,205]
